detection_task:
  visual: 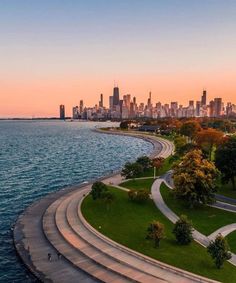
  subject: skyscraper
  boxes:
[79,100,84,114]
[99,93,103,108]
[214,98,223,117]
[201,90,207,106]
[59,105,65,120]
[113,86,120,106]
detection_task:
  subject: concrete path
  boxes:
[42,175,217,283]
[14,131,220,283]
[151,173,236,266]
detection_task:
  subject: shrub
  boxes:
[173,215,193,245]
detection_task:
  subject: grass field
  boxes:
[226,231,236,254]
[120,178,154,192]
[81,187,236,282]
[160,183,236,235]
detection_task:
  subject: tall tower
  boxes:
[113,86,120,106]
[201,90,207,106]
[79,100,84,114]
[99,93,103,108]
[59,105,65,120]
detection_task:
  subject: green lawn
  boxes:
[81,187,236,282]
[120,178,154,192]
[226,231,236,254]
[161,183,236,235]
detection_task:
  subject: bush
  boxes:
[207,234,231,269]
[173,215,193,245]
[90,181,107,200]
[128,189,149,203]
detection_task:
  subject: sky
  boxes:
[0,0,236,117]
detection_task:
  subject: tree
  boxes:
[128,189,149,203]
[121,162,143,179]
[180,121,201,142]
[196,128,224,160]
[173,215,193,245]
[101,191,115,210]
[146,221,165,247]
[90,181,107,200]
[215,136,236,190]
[174,136,188,156]
[136,156,152,171]
[173,150,219,207]
[207,234,231,269]
[152,157,165,178]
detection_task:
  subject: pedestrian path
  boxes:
[151,173,236,266]
[14,133,218,283]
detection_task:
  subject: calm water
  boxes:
[0,121,153,282]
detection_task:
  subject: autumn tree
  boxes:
[196,128,224,160]
[173,150,219,207]
[152,157,165,178]
[180,121,201,142]
[121,162,143,179]
[173,215,193,245]
[215,135,236,190]
[146,221,165,247]
[207,234,231,269]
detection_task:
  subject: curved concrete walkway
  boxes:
[151,173,236,266]
[14,132,186,283]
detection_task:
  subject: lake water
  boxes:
[0,121,153,282]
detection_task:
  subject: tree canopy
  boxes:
[215,135,236,190]
[136,156,152,171]
[180,121,201,141]
[196,128,224,160]
[173,149,219,207]
[121,162,143,179]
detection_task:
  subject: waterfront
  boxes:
[0,121,153,282]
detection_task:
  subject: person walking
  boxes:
[48,253,52,261]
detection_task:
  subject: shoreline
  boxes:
[13,129,174,282]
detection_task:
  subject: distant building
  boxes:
[72,106,79,119]
[113,86,120,106]
[109,96,113,110]
[196,101,201,116]
[59,105,65,120]
[214,98,223,117]
[201,90,207,106]
[99,93,103,108]
[79,100,84,114]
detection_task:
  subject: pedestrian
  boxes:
[57,252,62,260]
[48,253,52,261]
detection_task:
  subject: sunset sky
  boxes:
[1,0,236,117]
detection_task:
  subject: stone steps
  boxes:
[64,190,166,282]
[43,192,129,283]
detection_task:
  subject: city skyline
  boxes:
[60,87,236,120]
[1,1,236,117]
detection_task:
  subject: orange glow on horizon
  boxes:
[1,71,235,118]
